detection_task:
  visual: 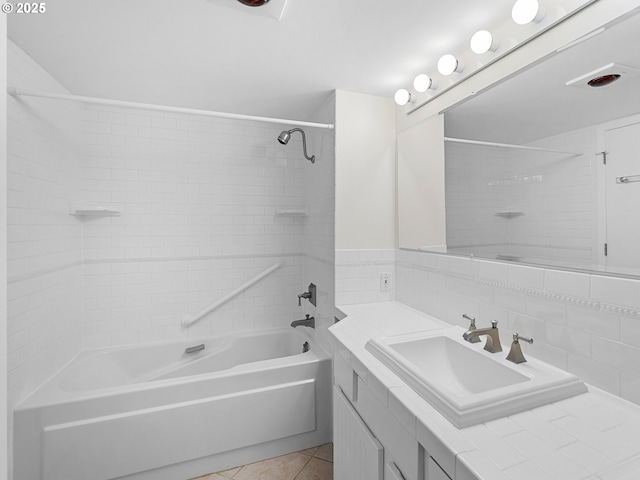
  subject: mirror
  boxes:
[414,10,640,277]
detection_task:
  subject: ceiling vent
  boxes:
[566,62,640,89]
[205,0,287,20]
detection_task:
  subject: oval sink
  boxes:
[365,327,587,428]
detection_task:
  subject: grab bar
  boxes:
[181,262,282,328]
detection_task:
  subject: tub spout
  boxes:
[291,314,315,329]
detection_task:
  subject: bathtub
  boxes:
[14,327,332,480]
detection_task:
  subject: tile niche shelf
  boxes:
[69,202,121,217]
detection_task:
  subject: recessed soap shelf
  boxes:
[69,202,121,217]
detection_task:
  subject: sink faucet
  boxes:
[291,314,315,329]
[463,320,503,353]
[506,333,534,364]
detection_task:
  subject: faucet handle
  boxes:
[491,320,499,329]
[506,333,533,364]
[513,333,533,344]
[462,314,476,328]
[462,314,481,343]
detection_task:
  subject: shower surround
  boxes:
[7,39,336,475]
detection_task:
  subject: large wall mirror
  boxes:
[405,9,640,277]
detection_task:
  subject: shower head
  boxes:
[277,128,315,163]
[277,130,291,145]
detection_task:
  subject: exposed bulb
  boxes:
[413,74,433,93]
[470,30,496,54]
[438,54,462,76]
[511,0,545,25]
[394,88,412,106]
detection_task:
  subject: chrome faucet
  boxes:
[506,333,534,364]
[463,320,502,353]
[291,314,315,329]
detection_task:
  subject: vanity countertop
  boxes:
[329,301,640,480]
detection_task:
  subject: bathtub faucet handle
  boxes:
[297,283,316,307]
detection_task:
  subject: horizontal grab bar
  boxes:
[181,262,282,328]
[617,174,640,184]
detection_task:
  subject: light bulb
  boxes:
[512,0,545,25]
[413,74,433,93]
[438,54,462,76]
[470,30,496,54]
[394,88,411,106]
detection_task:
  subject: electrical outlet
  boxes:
[380,273,391,292]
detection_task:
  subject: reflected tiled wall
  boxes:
[445,127,597,266]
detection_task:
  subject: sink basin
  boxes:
[365,327,586,428]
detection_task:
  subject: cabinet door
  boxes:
[385,461,406,480]
[333,386,383,480]
[427,456,452,480]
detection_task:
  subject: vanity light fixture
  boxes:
[413,74,434,93]
[438,54,463,76]
[511,0,545,25]
[470,30,497,54]
[394,88,412,106]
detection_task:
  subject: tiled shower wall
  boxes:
[79,105,315,347]
[7,40,84,460]
[445,127,597,266]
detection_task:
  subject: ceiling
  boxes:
[446,8,640,145]
[7,0,515,122]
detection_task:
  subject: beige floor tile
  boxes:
[218,466,241,478]
[233,452,311,480]
[314,444,333,463]
[189,473,229,480]
[300,446,320,457]
[294,458,333,480]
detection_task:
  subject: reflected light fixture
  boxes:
[413,74,433,93]
[511,0,545,25]
[394,88,412,106]
[437,54,463,76]
[470,30,497,54]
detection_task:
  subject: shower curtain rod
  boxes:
[444,137,582,156]
[7,86,335,130]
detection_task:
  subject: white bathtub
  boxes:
[14,328,332,480]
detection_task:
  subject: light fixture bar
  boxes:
[7,86,334,130]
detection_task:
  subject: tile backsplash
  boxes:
[395,249,640,406]
[334,247,640,406]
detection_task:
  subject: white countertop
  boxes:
[329,301,640,480]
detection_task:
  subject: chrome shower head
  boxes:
[277,128,315,163]
[277,130,291,145]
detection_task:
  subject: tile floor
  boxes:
[190,443,333,480]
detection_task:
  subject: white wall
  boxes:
[6,41,84,470]
[1,13,9,480]
[335,90,396,250]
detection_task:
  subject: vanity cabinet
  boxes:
[333,351,454,480]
